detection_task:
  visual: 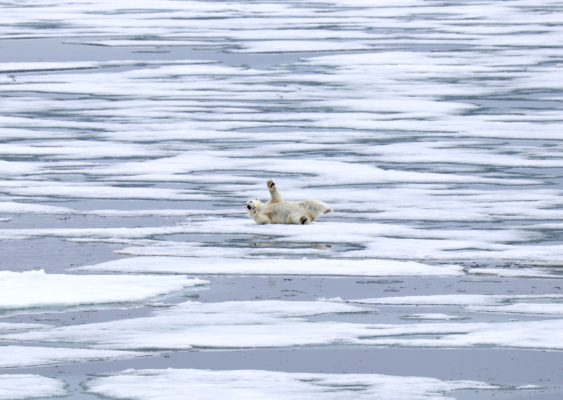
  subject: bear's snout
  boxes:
[246,204,252,210]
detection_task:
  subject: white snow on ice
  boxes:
[351,294,563,307]
[74,256,464,277]
[351,293,563,318]
[467,303,563,316]
[2,217,560,269]
[1,299,371,350]
[360,319,563,350]
[0,374,66,400]
[0,346,145,369]
[403,313,464,321]
[86,368,495,400]
[1,28,563,265]
[0,270,207,310]
[0,322,47,332]
[4,298,563,351]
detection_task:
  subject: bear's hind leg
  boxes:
[300,200,331,220]
[266,179,283,203]
[289,212,310,225]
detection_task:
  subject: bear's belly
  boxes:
[268,202,300,224]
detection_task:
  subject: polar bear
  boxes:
[245,180,331,225]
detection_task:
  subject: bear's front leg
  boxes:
[253,212,272,225]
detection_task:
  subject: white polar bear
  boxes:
[245,180,332,225]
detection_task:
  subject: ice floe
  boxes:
[350,294,563,307]
[75,217,563,268]
[0,202,73,215]
[352,294,563,317]
[0,270,207,311]
[467,303,563,316]
[0,322,47,332]
[74,256,464,277]
[0,374,66,399]
[0,345,144,368]
[403,313,464,321]
[2,212,561,269]
[0,160,40,176]
[86,368,495,400]
[1,299,371,350]
[360,319,563,350]
[4,298,563,351]
[0,181,204,201]
[468,267,562,279]
[1,43,562,276]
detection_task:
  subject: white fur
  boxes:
[245,180,331,225]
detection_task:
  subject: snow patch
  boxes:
[0,346,145,368]
[4,298,563,351]
[74,256,464,277]
[86,368,495,400]
[0,270,207,310]
[0,375,66,400]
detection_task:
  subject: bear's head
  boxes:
[244,198,263,217]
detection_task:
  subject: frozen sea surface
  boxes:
[85,368,496,400]
[1,0,563,399]
[0,374,65,399]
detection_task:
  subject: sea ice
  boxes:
[1,299,372,350]
[0,201,73,215]
[0,322,47,332]
[2,207,558,269]
[0,1,561,399]
[74,256,464,277]
[0,160,40,175]
[0,374,66,400]
[0,270,207,310]
[351,294,563,317]
[86,368,495,400]
[0,181,204,201]
[4,297,563,351]
[468,267,562,279]
[467,303,563,316]
[362,319,563,350]
[403,314,464,321]
[350,294,563,307]
[0,345,144,368]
